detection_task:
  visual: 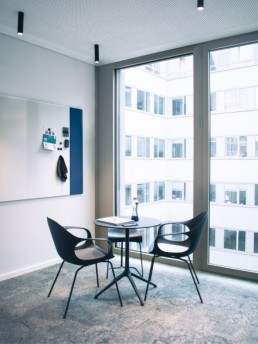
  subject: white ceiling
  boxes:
[0,0,258,66]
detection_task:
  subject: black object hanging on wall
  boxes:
[57,155,68,182]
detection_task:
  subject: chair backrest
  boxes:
[47,217,84,264]
[156,211,208,258]
[183,211,208,255]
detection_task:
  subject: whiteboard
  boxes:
[0,94,70,202]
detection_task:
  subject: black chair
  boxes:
[144,211,208,303]
[106,228,143,278]
[47,217,122,318]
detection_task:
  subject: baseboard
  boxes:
[0,258,61,282]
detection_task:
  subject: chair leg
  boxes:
[130,242,143,277]
[188,256,199,284]
[95,264,99,287]
[138,242,143,277]
[144,255,156,301]
[48,260,65,298]
[106,242,124,279]
[106,260,110,279]
[108,261,123,307]
[120,242,124,266]
[185,260,203,303]
[63,265,84,319]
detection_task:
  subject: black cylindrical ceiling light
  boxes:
[94,44,99,64]
[197,0,204,10]
[17,11,24,35]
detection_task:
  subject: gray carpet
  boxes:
[0,256,258,344]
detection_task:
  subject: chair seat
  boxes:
[149,242,189,255]
[75,245,108,260]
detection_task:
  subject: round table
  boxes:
[94,216,161,306]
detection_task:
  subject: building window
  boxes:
[154,139,165,158]
[225,189,237,204]
[239,87,256,110]
[172,182,185,200]
[239,189,246,205]
[125,135,132,157]
[224,230,237,250]
[125,86,132,107]
[137,90,150,112]
[125,185,131,206]
[137,137,145,157]
[239,136,247,157]
[172,223,184,241]
[154,181,165,201]
[137,183,150,203]
[238,231,246,251]
[172,97,186,116]
[209,228,216,247]
[137,137,150,158]
[145,138,150,157]
[254,233,258,253]
[210,138,216,157]
[210,92,217,111]
[224,229,246,251]
[137,137,148,157]
[225,137,238,156]
[224,90,238,110]
[154,95,165,115]
[224,184,246,205]
[254,184,258,206]
[172,139,185,158]
[145,63,160,75]
[210,184,216,202]
[255,136,258,157]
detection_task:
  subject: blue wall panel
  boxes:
[70,108,83,195]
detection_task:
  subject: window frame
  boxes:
[100,31,258,285]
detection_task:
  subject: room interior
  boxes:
[0,0,258,342]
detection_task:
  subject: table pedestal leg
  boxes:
[95,227,146,306]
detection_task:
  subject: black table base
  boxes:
[94,265,157,306]
[94,217,160,306]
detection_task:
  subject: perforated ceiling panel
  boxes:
[0,0,258,65]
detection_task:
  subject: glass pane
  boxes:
[209,42,258,272]
[125,136,131,157]
[117,56,193,252]
[125,86,132,107]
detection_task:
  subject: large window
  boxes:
[114,36,258,278]
[117,56,193,252]
[209,41,258,272]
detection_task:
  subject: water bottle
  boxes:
[131,197,139,221]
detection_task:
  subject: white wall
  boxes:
[0,33,95,281]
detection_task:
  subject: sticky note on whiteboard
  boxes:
[42,134,57,151]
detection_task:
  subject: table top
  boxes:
[94,216,161,229]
